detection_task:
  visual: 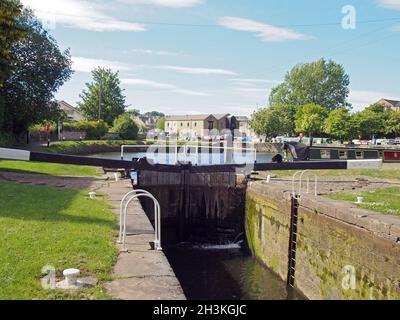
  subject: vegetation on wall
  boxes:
[63,120,109,140]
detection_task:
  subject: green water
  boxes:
[164,245,306,300]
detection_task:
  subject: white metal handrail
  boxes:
[292,170,318,197]
[121,144,257,164]
[118,189,150,243]
[119,189,162,251]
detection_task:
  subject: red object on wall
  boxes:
[384,151,400,162]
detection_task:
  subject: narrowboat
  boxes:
[309,145,400,162]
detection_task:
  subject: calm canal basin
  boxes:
[89,152,274,165]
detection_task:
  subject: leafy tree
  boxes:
[0,0,25,86]
[295,104,329,143]
[156,117,166,131]
[352,110,385,139]
[324,108,351,140]
[269,58,350,110]
[78,68,126,126]
[146,111,165,117]
[1,7,72,137]
[113,113,139,140]
[128,109,141,116]
[250,105,293,138]
[385,111,400,137]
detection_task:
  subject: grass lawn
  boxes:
[328,187,400,217]
[271,169,400,181]
[0,160,100,177]
[0,181,117,300]
[46,140,142,154]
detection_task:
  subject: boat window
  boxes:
[320,150,331,159]
[355,151,363,159]
[339,151,348,159]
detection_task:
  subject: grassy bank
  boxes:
[46,140,145,154]
[270,168,400,181]
[0,160,100,177]
[0,181,117,299]
[328,187,400,217]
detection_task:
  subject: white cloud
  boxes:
[157,65,238,75]
[22,0,145,32]
[119,0,204,8]
[230,78,281,85]
[377,0,400,10]
[235,88,270,93]
[218,16,311,42]
[129,49,180,56]
[121,78,209,96]
[72,57,133,73]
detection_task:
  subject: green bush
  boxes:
[63,120,109,139]
[113,113,139,140]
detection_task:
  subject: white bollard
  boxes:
[356,196,364,204]
[63,268,80,286]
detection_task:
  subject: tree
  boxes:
[0,0,25,86]
[352,110,385,139]
[269,58,350,110]
[1,7,72,137]
[295,104,329,143]
[385,111,400,137]
[78,68,126,126]
[113,113,139,140]
[146,111,165,117]
[250,105,293,138]
[155,117,166,131]
[324,108,351,140]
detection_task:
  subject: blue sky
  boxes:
[22,0,400,116]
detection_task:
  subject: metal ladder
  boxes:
[287,194,299,288]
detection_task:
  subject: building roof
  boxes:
[166,114,214,121]
[58,100,82,115]
[213,114,230,120]
[380,99,400,107]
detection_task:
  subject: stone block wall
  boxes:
[246,182,400,300]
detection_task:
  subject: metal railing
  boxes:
[292,170,318,197]
[119,189,161,252]
[120,144,257,164]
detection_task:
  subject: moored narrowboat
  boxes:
[310,145,400,162]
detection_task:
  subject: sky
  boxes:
[21,0,400,116]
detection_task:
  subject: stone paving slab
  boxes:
[98,179,185,300]
[104,276,185,301]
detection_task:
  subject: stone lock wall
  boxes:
[246,182,400,300]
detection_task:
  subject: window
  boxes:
[194,122,197,127]
[320,150,331,159]
[208,121,214,130]
[355,151,363,159]
[339,150,348,159]
[181,123,183,127]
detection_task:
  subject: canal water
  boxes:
[164,244,306,300]
[89,151,274,165]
